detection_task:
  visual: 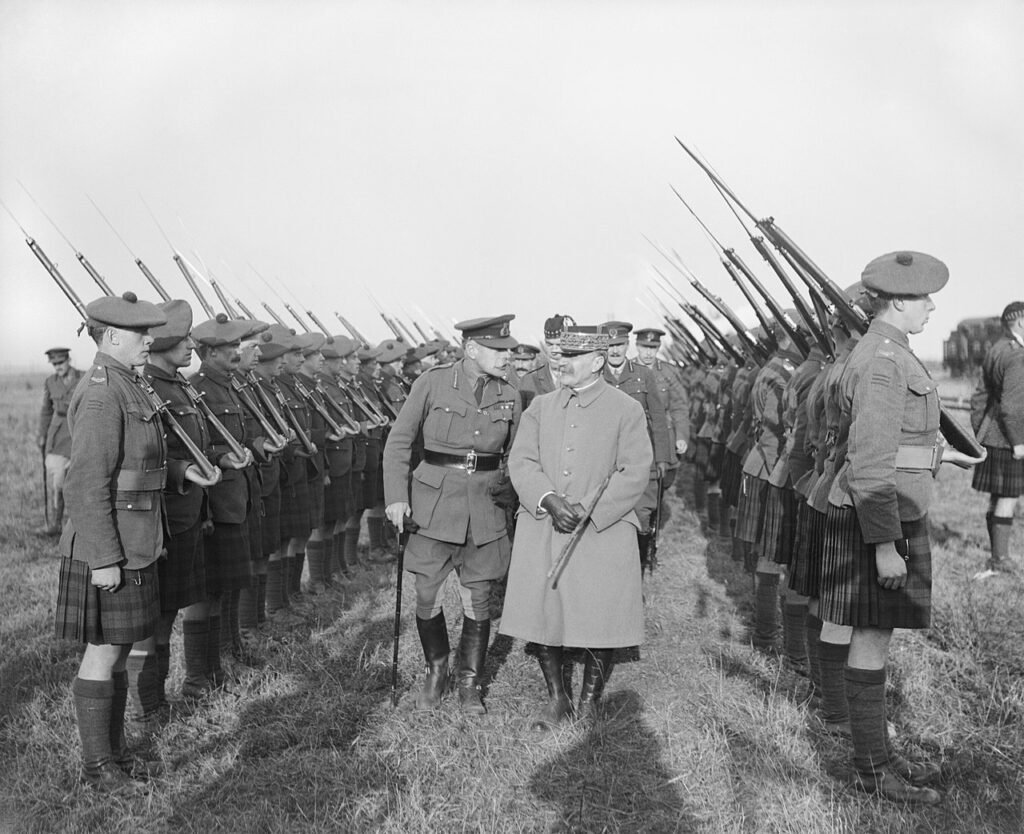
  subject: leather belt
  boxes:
[894,444,940,471]
[115,466,168,491]
[423,450,500,473]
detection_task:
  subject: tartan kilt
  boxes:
[789,501,826,597]
[694,437,710,468]
[762,485,797,566]
[55,558,159,645]
[324,471,354,525]
[972,445,1024,496]
[260,487,281,556]
[819,506,931,630]
[361,439,382,508]
[204,521,253,595]
[706,441,724,484]
[247,502,264,564]
[307,475,325,530]
[280,474,311,542]
[157,519,205,612]
[720,450,743,508]
[735,473,768,546]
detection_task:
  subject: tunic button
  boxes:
[570,424,576,428]
[477,409,483,414]
[563,470,570,476]
[126,504,133,509]
[566,447,573,451]
[474,430,480,435]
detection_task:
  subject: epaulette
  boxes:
[876,338,897,360]
[88,366,108,385]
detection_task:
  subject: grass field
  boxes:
[1,371,1022,833]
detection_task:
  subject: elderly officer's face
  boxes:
[558,351,604,388]
[635,345,658,366]
[468,341,511,378]
[606,342,627,367]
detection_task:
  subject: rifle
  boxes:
[336,313,370,348]
[271,378,318,457]
[548,466,621,589]
[230,375,288,450]
[246,371,298,443]
[674,137,986,459]
[89,195,172,302]
[645,473,665,577]
[292,374,355,439]
[141,197,218,318]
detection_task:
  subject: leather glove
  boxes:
[488,473,519,510]
[541,493,583,534]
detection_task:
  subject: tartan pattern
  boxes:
[156,520,205,612]
[55,558,159,645]
[788,501,826,597]
[204,521,253,595]
[720,449,743,508]
[819,506,931,629]
[324,471,354,525]
[972,445,1024,496]
[735,473,768,546]
[280,475,311,541]
[763,485,797,566]
[260,488,281,555]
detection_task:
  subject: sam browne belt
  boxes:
[423,450,501,473]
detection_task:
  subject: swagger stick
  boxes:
[548,466,621,589]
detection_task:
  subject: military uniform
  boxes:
[38,348,84,533]
[383,315,520,713]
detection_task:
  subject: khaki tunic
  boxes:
[499,379,652,648]
[38,367,84,457]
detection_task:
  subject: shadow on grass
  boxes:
[529,689,702,833]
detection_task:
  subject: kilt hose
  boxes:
[307,475,325,531]
[788,500,826,598]
[819,506,932,630]
[280,472,311,543]
[205,521,253,595]
[972,445,1024,497]
[157,519,206,612]
[762,484,797,566]
[735,473,768,547]
[55,558,160,645]
[720,449,743,508]
[324,470,354,526]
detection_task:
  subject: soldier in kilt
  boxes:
[55,293,215,792]
[818,252,984,804]
[723,355,759,561]
[970,301,1024,577]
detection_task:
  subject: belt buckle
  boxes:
[465,450,477,474]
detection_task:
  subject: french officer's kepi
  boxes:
[560,325,610,355]
[149,299,194,352]
[85,291,167,330]
[634,328,665,348]
[861,251,949,296]
[192,313,254,347]
[455,314,517,350]
[599,320,633,346]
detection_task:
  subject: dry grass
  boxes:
[1,371,1022,833]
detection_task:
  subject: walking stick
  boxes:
[548,466,622,589]
[390,518,419,707]
[41,446,50,529]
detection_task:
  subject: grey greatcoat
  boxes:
[499,378,652,648]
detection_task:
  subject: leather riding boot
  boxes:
[534,645,573,729]
[456,617,490,715]
[637,532,652,574]
[415,612,450,710]
[577,648,613,722]
[73,677,138,793]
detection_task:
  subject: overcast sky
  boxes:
[1,0,1021,370]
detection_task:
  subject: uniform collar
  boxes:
[93,351,135,376]
[198,361,233,386]
[867,318,910,348]
[145,362,179,382]
[558,375,607,409]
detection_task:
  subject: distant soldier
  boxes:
[55,293,212,792]
[971,300,1024,577]
[819,252,984,804]
[633,327,690,483]
[511,343,540,375]
[499,324,652,728]
[37,346,84,535]
[384,315,520,714]
[517,315,566,411]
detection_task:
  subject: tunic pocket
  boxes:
[410,464,446,529]
[905,375,939,433]
[426,402,467,443]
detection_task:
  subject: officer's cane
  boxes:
[41,447,50,529]
[390,517,418,708]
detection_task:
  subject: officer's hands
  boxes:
[91,565,123,593]
[675,439,688,456]
[185,464,222,487]
[657,462,670,480]
[942,447,987,469]
[1014,444,1024,461]
[541,494,583,534]
[875,541,907,591]
[386,502,412,533]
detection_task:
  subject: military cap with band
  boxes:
[599,320,633,346]
[560,325,610,356]
[512,343,540,359]
[455,314,518,350]
[634,328,666,348]
[376,338,408,364]
[293,332,327,356]
[861,251,949,296]
[192,313,255,347]
[149,299,194,352]
[45,347,71,360]
[85,291,167,330]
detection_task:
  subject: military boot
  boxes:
[577,648,613,723]
[533,644,573,730]
[456,617,490,715]
[414,612,450,710]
